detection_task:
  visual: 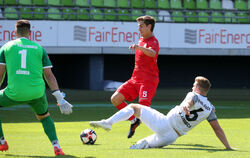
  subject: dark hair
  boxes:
[136,15,156,32]
[15,19,30,36]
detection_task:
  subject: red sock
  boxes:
[128,115,135,121]
[115,102,127,110]
[115,102,135,120]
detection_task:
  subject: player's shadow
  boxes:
[2,154,79,158]
[164,143,235,152]
[171,143,216,148]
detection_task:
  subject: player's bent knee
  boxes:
[36,112,50,120]
[110,96,117,105]
[130,104,142,118]
[110,93,118,104]
[111,92,125,106]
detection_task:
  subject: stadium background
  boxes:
[0,0,250,102]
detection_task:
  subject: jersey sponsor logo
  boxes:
[16,69,30,75]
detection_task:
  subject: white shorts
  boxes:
[138,106,179,148]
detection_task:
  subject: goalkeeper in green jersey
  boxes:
[0,20,73,156]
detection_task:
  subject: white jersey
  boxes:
[167,92,216,135]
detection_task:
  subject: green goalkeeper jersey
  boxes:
[0,37,52,101]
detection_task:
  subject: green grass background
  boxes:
[0,89,249,158]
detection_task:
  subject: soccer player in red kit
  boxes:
[110,15,159,138]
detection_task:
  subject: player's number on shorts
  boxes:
[185,108,204,121]
[18,49,27,69]
[142,91,147,98]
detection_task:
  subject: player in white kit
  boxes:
[90,76,233,150]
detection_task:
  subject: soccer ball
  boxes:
[80,129,97,145]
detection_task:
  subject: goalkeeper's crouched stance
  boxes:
[0,19,73,156]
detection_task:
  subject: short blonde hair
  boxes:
[195,76,211,93]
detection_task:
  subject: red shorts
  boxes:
[117,78,158,106]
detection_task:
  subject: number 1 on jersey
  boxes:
[19,49,27,69]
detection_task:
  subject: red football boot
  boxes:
[54,146,65,156]
[0,141,8,152]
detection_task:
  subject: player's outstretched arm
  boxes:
[43,68,59,91]
[43,68,73,115]
[209,120,234,150]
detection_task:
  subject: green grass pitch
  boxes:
[0,101,249,158]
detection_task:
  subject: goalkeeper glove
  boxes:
[52,90,73,115]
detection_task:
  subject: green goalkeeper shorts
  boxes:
[0,90,49,115]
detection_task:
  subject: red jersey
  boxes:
[131,36,159,83]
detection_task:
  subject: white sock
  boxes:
[131,117,137,124]
[0,136,5,145]
[106,106,134,125]
[52,140,60,149]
